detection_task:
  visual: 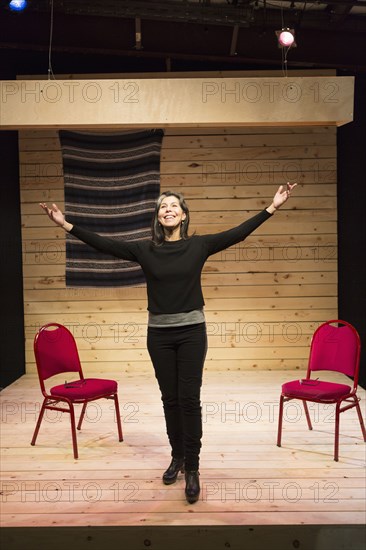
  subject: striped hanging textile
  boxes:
[59,130,164,287]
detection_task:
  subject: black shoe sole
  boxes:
[163,477,178,485]
[163,469,185,485]
[185,492,200,504]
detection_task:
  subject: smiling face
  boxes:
[157,194,187,230]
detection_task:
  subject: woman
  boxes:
[40,182,296,504]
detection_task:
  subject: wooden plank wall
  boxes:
[19,127,337,375]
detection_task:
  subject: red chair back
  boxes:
[308,320,361,381]
[34,323,82,382]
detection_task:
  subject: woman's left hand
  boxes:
[272,182,297,210]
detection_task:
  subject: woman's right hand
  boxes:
[39,202,65,227]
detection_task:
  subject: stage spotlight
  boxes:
[8,0,28,12]
[276,28,296,48]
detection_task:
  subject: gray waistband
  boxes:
[148,308,205,327]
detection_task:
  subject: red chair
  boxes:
[31,323,123,458]
[277,320,366,461]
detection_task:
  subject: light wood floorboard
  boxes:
[1,371,365,528]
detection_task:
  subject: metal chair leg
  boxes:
[77,402,88,431]
[31,399,47,446]
[334,402,341,462]
[277,395,284,447]
[354,399,366,441]
[114,393,124,442]
[303,400,313,430]
[69,404,79,459]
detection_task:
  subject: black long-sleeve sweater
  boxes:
[70,209,272,314]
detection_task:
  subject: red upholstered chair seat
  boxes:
[51,378,118,401]
[281,380,352,401]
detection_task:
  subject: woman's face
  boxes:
[158,195,187,229]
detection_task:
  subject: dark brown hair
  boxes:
[151,191,190,245]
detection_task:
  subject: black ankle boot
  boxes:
[185,470,200,504]
[162,457,185,485]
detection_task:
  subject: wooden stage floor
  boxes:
[1,370,365,549]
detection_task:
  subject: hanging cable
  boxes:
[48,0,55,80]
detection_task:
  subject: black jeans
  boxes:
[147,322,207,471]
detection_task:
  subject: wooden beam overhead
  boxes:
[0,76,354,129]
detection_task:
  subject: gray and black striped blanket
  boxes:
[59,129,164,287]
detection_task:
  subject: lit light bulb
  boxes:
[278,30,295,48]
[9,0,28,12]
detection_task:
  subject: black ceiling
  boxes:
[1,0,366,73]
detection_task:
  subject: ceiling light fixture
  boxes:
[8,0,28,12]
[276,28,296,49]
